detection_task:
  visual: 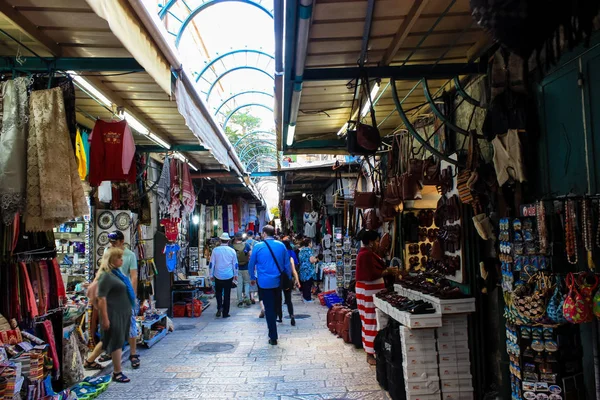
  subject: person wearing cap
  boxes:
[209,232,238,318]
[232,232,252,307]
[107,230,141,369]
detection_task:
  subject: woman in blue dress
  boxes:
[298,238,317,302]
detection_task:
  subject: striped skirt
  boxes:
[356,278,386,355]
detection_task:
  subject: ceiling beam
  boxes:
[288,171,356,178]
[0,3,62,56]
[0,57,143,71]
[381,0,430,66]
[302,62,485,81]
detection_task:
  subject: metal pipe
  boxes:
[215,90,274,116]
[206,66,274,100]
[190,172,233,179]
[287,0,314,145]
[222,103,274,129]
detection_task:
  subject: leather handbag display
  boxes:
[423,156,441,185]
[457,131,481,204]
[384,135,403,205]
[354,159,380,209]
[346,74,381,154]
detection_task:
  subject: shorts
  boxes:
[129,308,138,338]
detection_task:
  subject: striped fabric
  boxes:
[356,278,386,354]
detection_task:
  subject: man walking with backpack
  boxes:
[232,232,252,307]
[248,225,292,345]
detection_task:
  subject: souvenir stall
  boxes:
[0,74,102,399]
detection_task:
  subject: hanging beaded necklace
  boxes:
[565,200,578,265]
[536,200,547,255]
[583,199,595,270]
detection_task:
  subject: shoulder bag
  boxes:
[457,131,480,204]
[354,159,379,209]
[384,134,403,205]
[264,241,293,291]
[347,74,381,154]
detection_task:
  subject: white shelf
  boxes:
[373,296,442,329]
[394,284,475,315]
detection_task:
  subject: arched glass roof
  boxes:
[154,0,278,175]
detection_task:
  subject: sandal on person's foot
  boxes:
[129,354,140,369]
[83,360,104,370]
[112,372,130,383]
[98,353,111,363]
[366,354,376,365]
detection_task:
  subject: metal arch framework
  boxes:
[233,130,276,147]
[238,140,277,160]
[215,90,274,116]
[160,0,274,47]
[223,103,274,129]
[205,66,274,100]
[245,152,278,167]
[197,50,275,80]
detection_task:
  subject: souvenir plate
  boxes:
[98,211,114,229]
[97,246,105,257]
[115,212,131,230]
[97,231,109,246]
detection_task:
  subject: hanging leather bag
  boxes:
[400,134,421,200]
[347,74,381,154]
[384,134,403,205]
[457,131,481,204]
[354,159,379,209]
[423,156,441,185]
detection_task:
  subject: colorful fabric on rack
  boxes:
[157,156,171,218]
[168,158,181,218]
[81,130,90,176]
[88,120,136,186]
[233,204,239,233]
[41,320,60,374]
[19,262,39,318]
[216,206,223,237]
[0,78,28,224]
[25,87,88,232]
[75,129,87,180]
[227,204,234,235]
[51,258,66,301]
[181,163,195,215]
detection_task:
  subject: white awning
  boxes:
[85,0,171,95]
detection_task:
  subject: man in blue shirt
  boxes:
[209,233,238,318]
[249,225,291,345]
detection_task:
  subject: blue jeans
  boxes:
[259,288,278,341]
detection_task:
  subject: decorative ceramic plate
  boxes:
[97,231,109,246]
[98,211,114,229]
[97,259,102,267]
[115,212,131,230]
[97,246,105,257]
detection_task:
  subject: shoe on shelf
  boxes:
[268,339,278,346]
[290,317,296,326]
[259,311,265,318]
[216,310,222,318]
[237,302,244,308]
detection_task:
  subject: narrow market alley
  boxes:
[97,296,388,400]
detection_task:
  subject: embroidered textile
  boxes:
[25,87,88,232]
[0,78,29,224]
[157,156,171,218]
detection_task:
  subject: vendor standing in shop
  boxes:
[107,230,140,369]
[355,229,387,366]
[209,232,238,318]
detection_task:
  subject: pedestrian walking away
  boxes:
[249,225,292,345]
[210,232,239,318]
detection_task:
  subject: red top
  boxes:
[161,218,180,242]
[355,247,386,282]
[88,120,136,186]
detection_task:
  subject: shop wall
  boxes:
[533,37,600,400]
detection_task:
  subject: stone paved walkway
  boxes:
[97,292,389,399]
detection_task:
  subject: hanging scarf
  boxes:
[157,156,171,218]
[0,78,28,224]
[25,87,88,231]
[112,268,136,307]
[181,164,195,216]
